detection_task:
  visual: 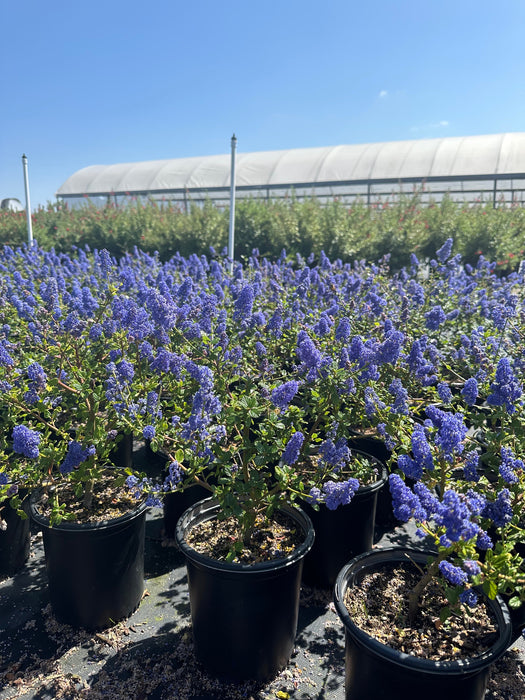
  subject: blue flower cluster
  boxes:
[271,380,299,413]
[499,446,523,485]
[12,425,41,459]
[425,406,468,463]
[461,378,479,406]
[59,441,96,475]
[397,425,434,481]
[308,477,360,510]
[486,357,522,414]
[281,432,304,466]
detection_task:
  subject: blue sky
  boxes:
[2,0,525,209]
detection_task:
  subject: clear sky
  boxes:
[2,0,525,210]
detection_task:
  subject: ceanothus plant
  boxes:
[389,400,525,625]
[0,247,157,524]
[136,267,384,559]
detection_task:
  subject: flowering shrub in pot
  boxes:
[0,250,153,524]
[334,547,512,700]
[129,252,404,677]
[0,249,157,626]
[334,304,524,698]
[300,447,388,588]
[333,402,522,698]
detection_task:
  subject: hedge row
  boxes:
[1,195,525,271]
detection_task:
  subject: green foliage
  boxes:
[1,195,524,271]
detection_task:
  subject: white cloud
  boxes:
[379,90,388,98]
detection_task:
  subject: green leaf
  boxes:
[445,586,460,605]
[507,596,522,610]
[439,606,451,624]
[483,580,498,600]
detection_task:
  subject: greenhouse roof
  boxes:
[56,133,525,198]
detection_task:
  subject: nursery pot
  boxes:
[0,495,31,578]
[334,548,512,700]
[348,432,391,464]
[348,433,395,530]
[30,497,147,630]
[163,485,209,538]
[175,497,315,681]
[109,431,134,469]
[301,457,388,589]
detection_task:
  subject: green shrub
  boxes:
[1,195,523,272]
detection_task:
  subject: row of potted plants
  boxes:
[0,239,524,698]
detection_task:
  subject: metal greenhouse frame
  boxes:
[56,133,525,210]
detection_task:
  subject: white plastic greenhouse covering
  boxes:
[56,132,525,208]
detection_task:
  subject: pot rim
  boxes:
[334,546,513,674]
[299,450,388,508]
[30,490,148,532]
[175,497,315,573]
[342,450,388,495]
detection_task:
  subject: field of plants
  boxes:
[1,194,525,271]
[0,228,524,696]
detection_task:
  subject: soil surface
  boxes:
[185,511,304,564]
[34,478,140,524]
[344,560,500,661]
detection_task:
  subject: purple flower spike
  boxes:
[436,238,454,263]
[439,560,468,585]
[281,432,304,466]
[12,425,41,459]
[487,357,522,414]
[271,380,299,413]
[461,378,479,406]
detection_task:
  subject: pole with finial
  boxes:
[22,154,34,246]
[228,134,237,274]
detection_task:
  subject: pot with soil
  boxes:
[334,548,512,700]
[300,449,388,589]
[30,474,147,630]
[175,497,314,681]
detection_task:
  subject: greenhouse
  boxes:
[56,132,525,209]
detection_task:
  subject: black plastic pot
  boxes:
[175,498,314,681]
[0,496,31,578]
[30,498,147,630]
[348,433,391,463]
[301,457,388,589]
[334,548,512,700]
[163,485,209,538]
[109,431,134,469]
[347,434,395,530]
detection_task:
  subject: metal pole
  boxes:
[22,154,34,246]
[228,134,237,274]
